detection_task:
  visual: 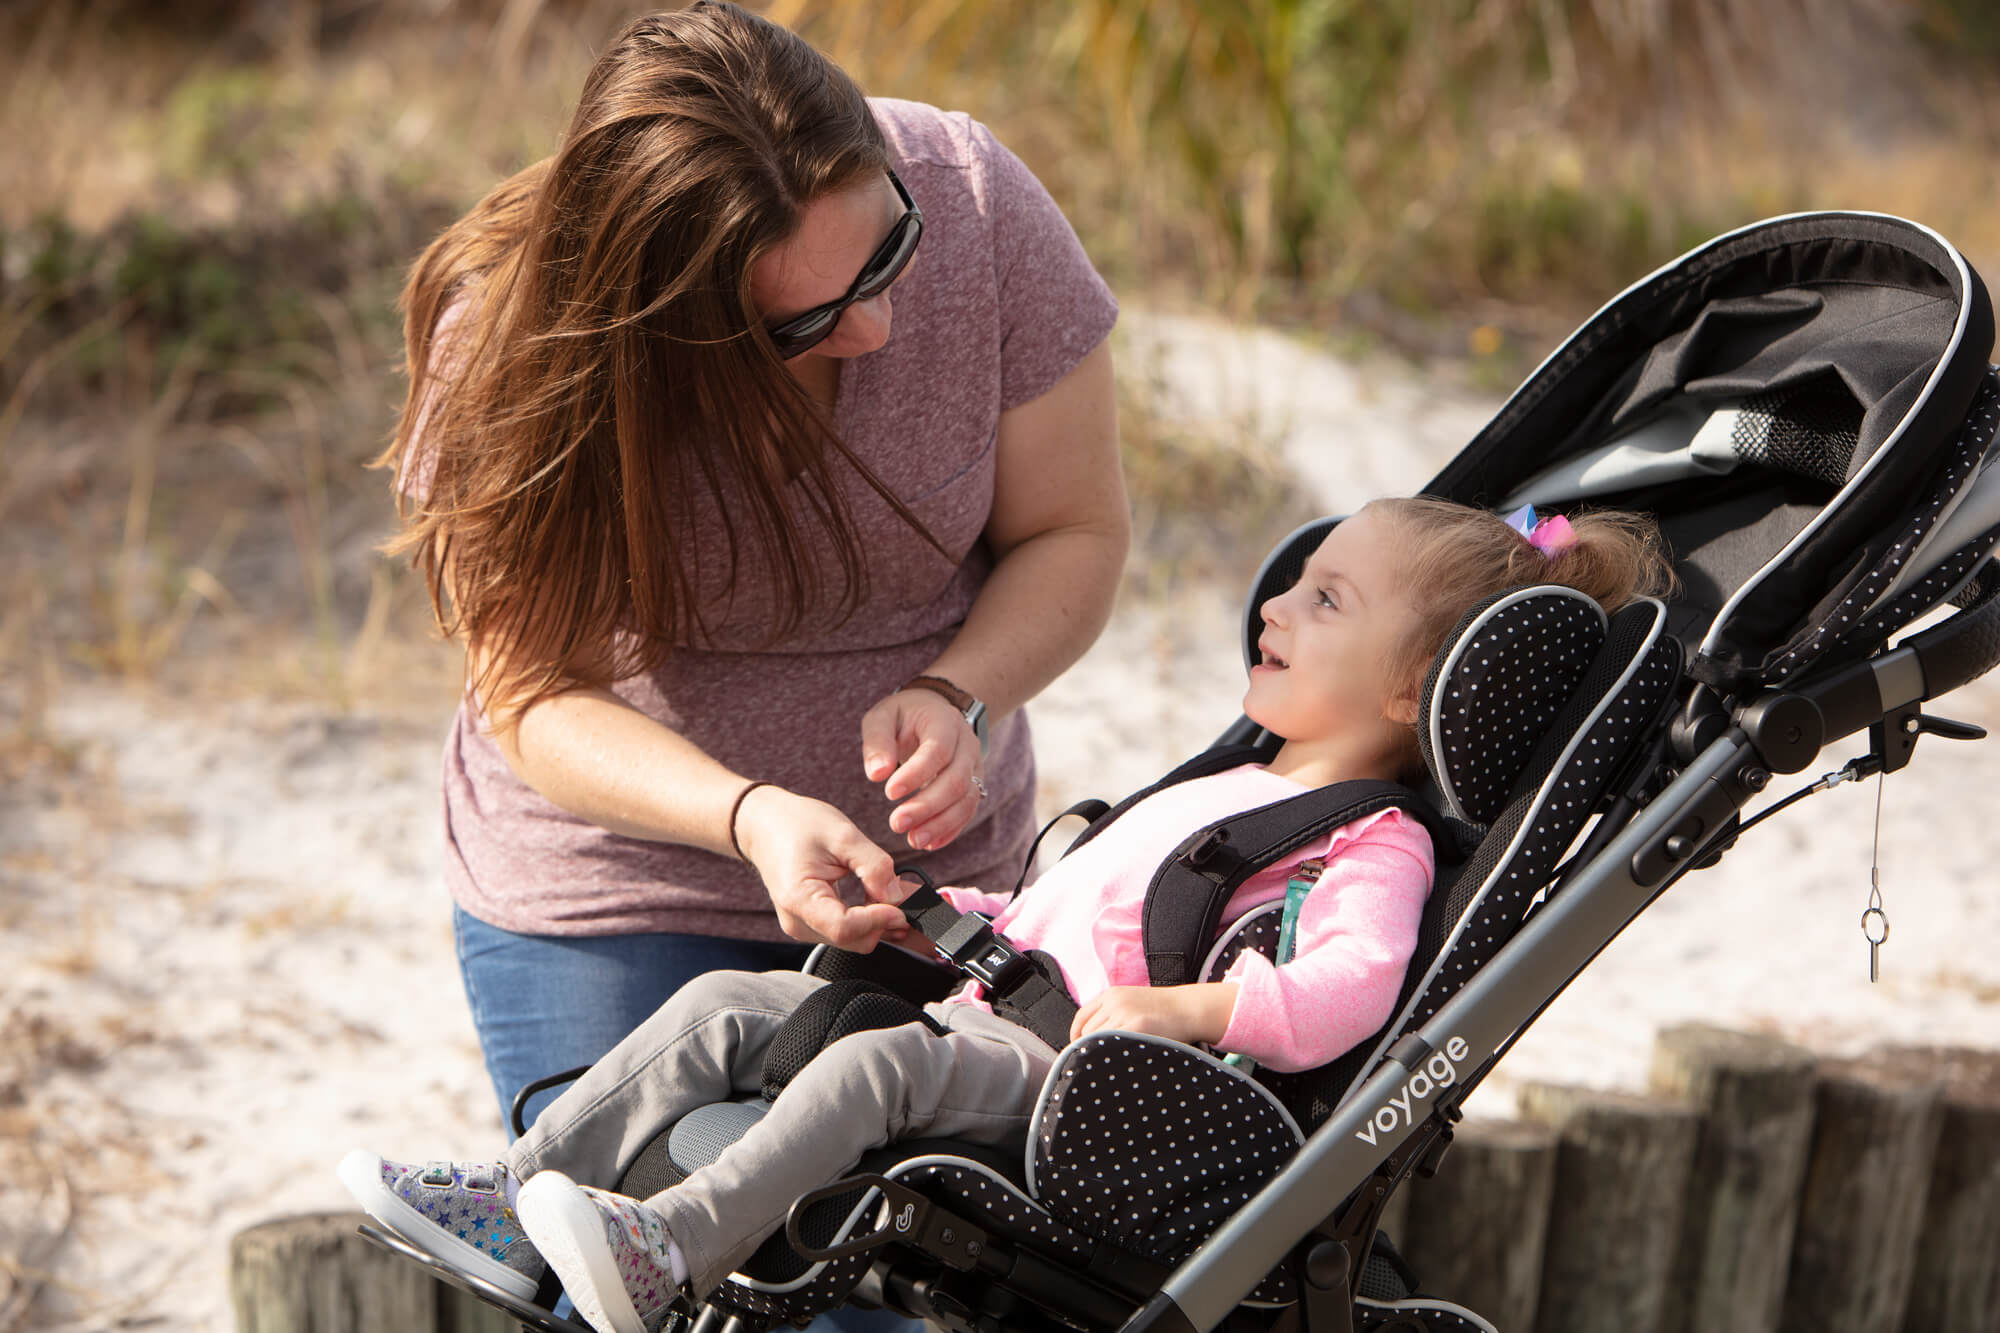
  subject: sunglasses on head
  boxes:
[763,170,923,360]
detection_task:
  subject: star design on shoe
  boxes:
[336,1150,547,1303]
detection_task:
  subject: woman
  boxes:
[380,0,1127,1132]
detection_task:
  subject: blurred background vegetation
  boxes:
[4,0,2000,716]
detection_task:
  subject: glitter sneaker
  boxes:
[337,1150,547,1301]
[517,1170,684,1333]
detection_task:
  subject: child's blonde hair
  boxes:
[1366,497,1677,706]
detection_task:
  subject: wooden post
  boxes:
[232,1212,439,1333]
[1397,1116,1559,1332]
[1518,1083,1700,1333]
[444,1281,526,1333]
[1890,1046,2000,1333]
[1779,1050,1946,1333]
[1648,1024,1819,1333]
[230,1212,519,1333]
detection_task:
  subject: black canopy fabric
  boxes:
[1421,213,1994,690]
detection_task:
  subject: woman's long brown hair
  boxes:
[376,1,934,723]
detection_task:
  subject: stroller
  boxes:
[365,210,2000,1333]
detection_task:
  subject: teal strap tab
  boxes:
[1222,860,1325,1072]
[1275,859,1324,966]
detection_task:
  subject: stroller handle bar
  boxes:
[1899,572,2000,701]
[1806,573,2000,745]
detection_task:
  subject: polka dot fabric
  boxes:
[706,1247,872,1324]
[1028,1032,1303,1267]
[1420,588,1609,827]
[705,1180,876,1322]
[1403,613,1681,1034]
[1756,369,2000,685]
[1200,903,1284,984]
[1354,1296,1499,1331]
[890,1156,1297,1305]
[1830,522,2000,661]
[893,1157,1096,1265]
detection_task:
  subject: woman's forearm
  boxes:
[925,519,1127,717]
[922,340,1129,716]
[496,685,905,949]
[496,686,749,854]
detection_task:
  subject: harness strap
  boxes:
[1062,744,1269,859]
[897,868,1078,1049]
[989,949,1078,1050]
[1011,799,1112,896]
[1143,780,1446,987]
[894,778,1450,1044]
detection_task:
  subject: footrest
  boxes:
[357,1222,601,1333]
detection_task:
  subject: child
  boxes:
[339,497,1673,1333]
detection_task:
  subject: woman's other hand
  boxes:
[734,785,905,949]
[861,687,983,851]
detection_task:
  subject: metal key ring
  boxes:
[1860,906,1890,945]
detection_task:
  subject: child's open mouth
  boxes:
[1257,644,1288,670]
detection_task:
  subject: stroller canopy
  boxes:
[1423,211,1997,690]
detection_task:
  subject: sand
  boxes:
[3,312,1996,1331]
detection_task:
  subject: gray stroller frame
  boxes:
[365,211,2000,1333]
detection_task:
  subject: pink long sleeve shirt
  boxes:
[940,764,1435,1072]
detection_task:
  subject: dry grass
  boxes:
[1116,351,1323,594]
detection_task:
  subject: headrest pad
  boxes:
[1420,586,1609,826]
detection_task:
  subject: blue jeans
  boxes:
[453,905,814,1134]
[451,906,918,1333]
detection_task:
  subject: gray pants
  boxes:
[504,968,1058,1296]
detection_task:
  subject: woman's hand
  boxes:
[1070,983,1240,1048]
[861,687,984,851]
[878,919,936,953]
[733,785,906,950]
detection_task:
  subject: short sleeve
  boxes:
[971,122,1119,412]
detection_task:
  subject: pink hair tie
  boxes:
[1503,505,1578,558]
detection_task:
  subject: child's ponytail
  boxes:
[1533,509,1678,611]
[1370,497,1677,701]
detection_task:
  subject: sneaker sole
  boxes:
[336,1149,541,1303]
[517,1172,649,1333]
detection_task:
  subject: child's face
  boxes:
[1245,508,1421,749]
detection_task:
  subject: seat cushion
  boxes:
[1029,1032,1301,1271]
[1419,586,1608,827]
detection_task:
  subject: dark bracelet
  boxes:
[900,674,975,713]
[728,780,774,862]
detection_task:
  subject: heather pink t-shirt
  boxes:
[939,765,1436,1073]
[438,100,1117,940]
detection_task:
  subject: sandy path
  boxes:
[4,314,1996,1330]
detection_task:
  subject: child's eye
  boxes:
[1316,588,1338,609]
